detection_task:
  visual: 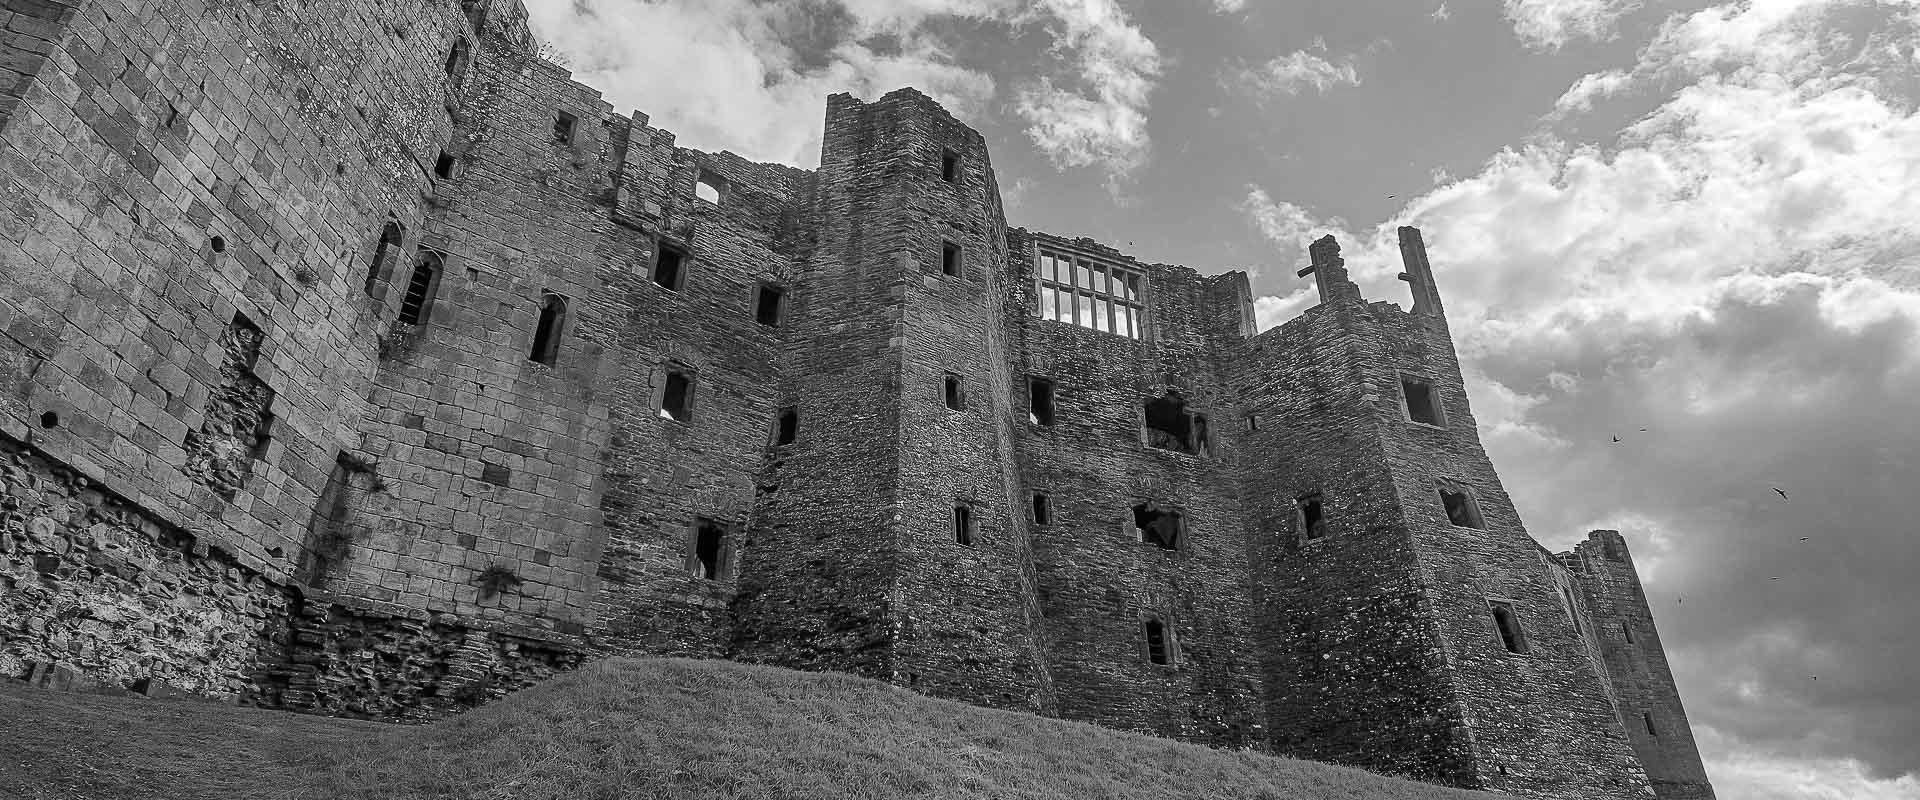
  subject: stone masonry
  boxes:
[0,1,1714,798]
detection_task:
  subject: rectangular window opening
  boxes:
[553,110,577,144]
[1248,414,1260,431]
[940,149,960,182]
[1037,249,1143,340]
[941,241,962,277]
[944,373,965,411]
[1622,623,1637,644]
[1028,376,1055,426]
[1642,711,1659,737]
[695,174,724,205]
[653,242,687,291]
[661,369,694,422]
[953,504,973,547]
[1144,619,1171,665]
[1490,600,1529,654]
[434,151,456,179]
[1440,488,1485,529]
[1031,492,1051,526]
[1403,376,1442,425]
[398,252,443,326]
[691,519,726,580]
[1132,502,1184,551]
[1298,493,1327,541]
[755,284,785,326]
[775,406,798,446]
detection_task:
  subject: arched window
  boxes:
[365,222,403,296]
[398,251,443,325]
[445,38,471,80]
[529,293,567,365]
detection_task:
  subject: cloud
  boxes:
[1013,0,1163,178]
[1254,0,1920,785]
[524,0,1163,177]
[1238,185,1352,269]
[1550,68,1633,115]
[1433,3,1453,22]
[1504,0,1645,50]
[1212,0,1248,14]
[1233,50,1363,97]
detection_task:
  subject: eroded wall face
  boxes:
[1360,301,1653,798]
[0,1,79,133]
[1571,531,1717,800]
[1229,304,1470,781]
[1007,230,1262,745]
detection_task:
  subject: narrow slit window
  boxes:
[251,411,275,460]
[653,242,687,290]
[1642,711,1658,737]
[1489,600,1529,654]
[690,519,726,580]
[1622,623,1637,644]
[1440,487,1485,529]
[1403,376,1442,425]
[944,373,965,411]
[953,504,973,547]
[775,406,798,446]
[365,222,403,296]
[445,38,470,79]
[1193,414,1211,456]
[1248,414,1260,431]
[1144,619,1171,665]
[398,251,443,325]
[754,284,785,326]
[528,293,566,365]
[941,241,963,277]
[553,110,577,144]
[1132,502,1184,551]
[1031,492,1052,525]
[661,368,694,422]
[1028,376,1056,425]
[940,149,960,182]
[1298,493,1327,541]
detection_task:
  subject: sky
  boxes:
[522,1,1920,797]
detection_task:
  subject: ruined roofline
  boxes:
[1016,227,1251,288]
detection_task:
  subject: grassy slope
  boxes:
[1,658,1496,800]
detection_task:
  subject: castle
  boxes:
[0,1,1715,797]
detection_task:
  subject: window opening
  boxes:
[944,373,965,411]
[445,38,470,79]
[1132,502,1184,551]
[1298,493,1327,541]
[1489,600,1528,654]
[754,284,785,326]
[1031,492,1052,525]
[529,293,567,365]
[941,241,962,277]
[653,242,686,290]
[1037,248,1145,339]
[553,110,577,144]
[953,504,973,547]
[1143,392,1204,455]
[1403,376,1442,425]
[433,151,456,180]
[1144,619,1171,665]
[940,150,960,182]
[1440,487,1485,529]
[1248,414,1260,431]
[398,251,443,325]
[695,173,724,204]
[1028,376,1056,425]
[1622,623,1636,644]
[1642,711,1658,737]
[691,519,726,580]
[775,406,798,446]
[251,412,275,459]
[365,222,403,296]
[661,368,694,422]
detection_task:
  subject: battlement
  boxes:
[0,3,1709,797]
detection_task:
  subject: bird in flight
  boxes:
[1799,536,1810,541]
[1611,435,1622,443]
[1387,194,1396,199]
[1774,487,1789,500]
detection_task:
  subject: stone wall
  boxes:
[1569,530,1717,800]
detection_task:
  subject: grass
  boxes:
[1,658,1497,800]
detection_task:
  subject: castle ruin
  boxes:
[0,1,1714,797]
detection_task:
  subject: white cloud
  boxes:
[1013,0,1163,178]
[1433,3,1453,22]
[524,0,1163,176]
[1550,68,1633,115]
[1504,0,1645,50]
[1239,186,1352,265]
[1235,50,1363,96]
[1212,0,1248,14]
